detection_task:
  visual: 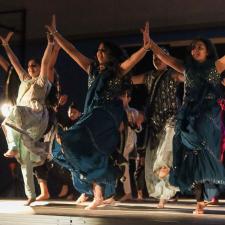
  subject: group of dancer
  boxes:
[0,15,225,213]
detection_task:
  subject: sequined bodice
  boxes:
[97,76,123,104]
[145,69,177,132]
[184,65,221,103]
[85,64,124,111]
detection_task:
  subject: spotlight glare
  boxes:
[1,103,13,117]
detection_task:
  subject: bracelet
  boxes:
[143,46,151,52]
[2,43,9,46]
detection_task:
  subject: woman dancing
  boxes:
[46,16,151,209]
[148,35,225,214]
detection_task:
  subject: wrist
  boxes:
[2,43,9,47]
[51,30,58,36]
[143,46,151,52]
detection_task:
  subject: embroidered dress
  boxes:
[2,74,51,199]
[144,69,179,199]
[170,62,225,193]
[53,64,126,198]
[3,75,51,161]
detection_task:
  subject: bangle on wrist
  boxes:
[2,43,9,46]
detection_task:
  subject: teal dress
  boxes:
[53,65,126,198]
[170,62,225,194]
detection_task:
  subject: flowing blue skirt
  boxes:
[53,100,124,197]
[170,101,225,194]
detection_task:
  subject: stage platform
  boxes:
[0,199,224,225]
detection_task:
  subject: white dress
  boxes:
[3,75,51,161]
[146,118,179,200]
[2,75,51,199]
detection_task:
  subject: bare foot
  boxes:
[158,166,170,179]
[193,202,205,214]
[85,197,103,210]
[36,193,50,201]
[157,199,166,208]
[75,193,89,204]
[136,190,143,201]
[102,197,115,205]
[119,193,132,202]
[24,198,36,206]
[4,150,18,158]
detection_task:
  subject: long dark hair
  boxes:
[186,37,218,69]
[95,40,128,77]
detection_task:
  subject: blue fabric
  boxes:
[53,67,125,198]
[170,64,225,194]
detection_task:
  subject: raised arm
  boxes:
[0,32,28,81]
[151,40,185,74]
[46,15,93,74]
[120,22,151,75]
[47,37,60,83]
[39,33,55,80]
[0,54,10,72]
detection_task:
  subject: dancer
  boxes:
[149,36,225,214]
[132,49,182,208]
[0,32,54,205]
[46,16,151,209]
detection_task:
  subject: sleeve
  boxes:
[36,74,48,87]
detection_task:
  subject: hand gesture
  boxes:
[0,32,14,46]
[47,32,54,44]
[141,22,151,50]
[46,15,57,35]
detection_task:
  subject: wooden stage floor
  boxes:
[0,198,225,225]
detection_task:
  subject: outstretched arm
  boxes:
[39,33,55,80]
[46,15,93,74]
[0,54,10,72]
[120,22,151,75]
[47,37,60,83]
[0,32,28,81]
[151,40,185,74]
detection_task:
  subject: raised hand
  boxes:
[0,32,14,46]
[47,32,54,44]
[46,15,57,35]
[141,22,151,50]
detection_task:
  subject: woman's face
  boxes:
[191,41,208,63]
[96,43,109,65]
[68,107,81,121]
[27,59,40,78]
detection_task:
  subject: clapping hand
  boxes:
[0,32,14,46]
[141,22,151,51]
